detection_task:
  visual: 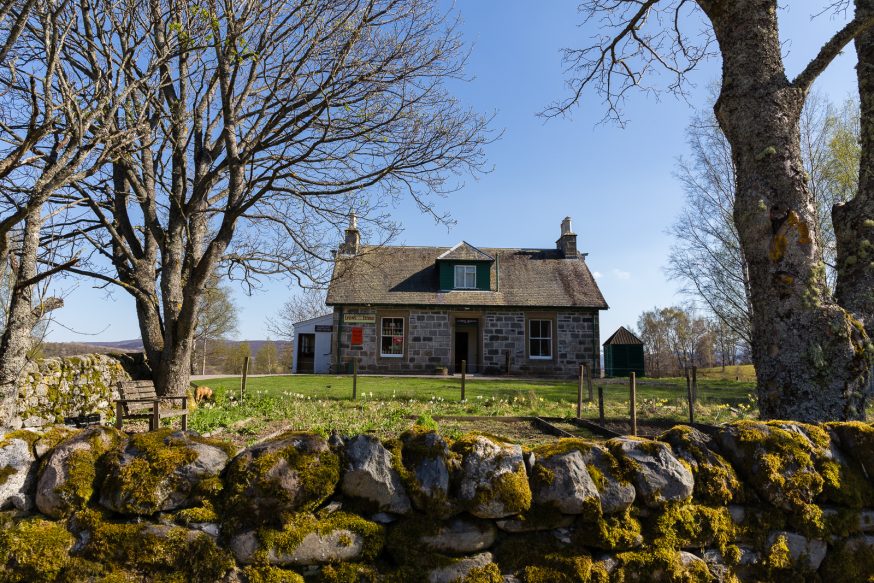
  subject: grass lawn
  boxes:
[189,373,757,445]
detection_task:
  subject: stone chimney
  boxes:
[340,211,360,255]
[556,216,578,258]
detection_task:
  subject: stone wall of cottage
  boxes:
[333,306,599,378]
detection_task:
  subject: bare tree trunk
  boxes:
[0,208,62,427]
[707,0,870,421]
[835,0,874,396]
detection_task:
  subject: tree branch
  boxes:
[794,14,874,91]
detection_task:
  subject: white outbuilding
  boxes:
[291,313,334,374]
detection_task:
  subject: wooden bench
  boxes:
[114,380,188,431]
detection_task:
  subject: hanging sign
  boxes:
[351,327,364,346]
[344,314,376,324]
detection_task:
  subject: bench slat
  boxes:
[115,379,188,431]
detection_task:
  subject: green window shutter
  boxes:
[476,262,491,290]
[439,262,454,290]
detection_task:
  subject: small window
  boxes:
[380,317,404,357]
[529,319,552,359]
[454,265,477,289]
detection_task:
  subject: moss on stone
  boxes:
[521,553,595,583]
[318,562,379,583]
[33,426,77,455]
[101,429,205,514]
[649,503,736,557]
[724,421,825,521]
[0,430,40,451]
[659,426,740,506]
[819,537,874,581]
[531,438,594,459]
[172,500,219,526]
[0,466,15,487]
[0,516,74,582]
[614,548,712,583]
[222,432,339,531]
[256,511,384,565]
[51,427,125,517]
[574,508,642,551]
[460,563,503,583]
[451,432,516,457]
[243,565,305,583]
[74,508,235,582]
[472,464,531,516]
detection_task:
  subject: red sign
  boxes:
[351,327,363,346]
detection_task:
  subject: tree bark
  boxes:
[834,0,874,396]
[0,208,59,427]
[706,0,870,421]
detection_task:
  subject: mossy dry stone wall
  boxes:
[2,420,874,581]
[12,353,144,429]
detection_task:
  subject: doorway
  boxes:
[297,333,315,373]
[454,319,479,373]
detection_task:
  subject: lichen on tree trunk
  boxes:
[706,0,872,421]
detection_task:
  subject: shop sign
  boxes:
[344,314,376,324]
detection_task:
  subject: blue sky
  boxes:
[47,2,860,343]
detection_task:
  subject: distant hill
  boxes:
[41,338,293,362]
[86,339,145,351]
[41,341,142,357]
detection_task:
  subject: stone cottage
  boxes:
[325,216,608,376]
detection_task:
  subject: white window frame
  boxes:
[380,317,405,358]
[454,265,477,289]
[528,319,553,360]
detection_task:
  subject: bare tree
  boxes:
[62,0,491,396]
[554,1,874,421]
[0,0,159,427]
[192,275,239,374]
[267,287,329,342]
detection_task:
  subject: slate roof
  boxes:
[436,241,495,261]
[327,245,608,309]
[603,326,644,346]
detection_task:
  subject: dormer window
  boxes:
[454,265,477,289]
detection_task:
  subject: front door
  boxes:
[454,319,479,373]
[297,333,315,373]
[454,331,469,372]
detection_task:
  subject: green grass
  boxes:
[188,374,757,445]
[193,374,753,404]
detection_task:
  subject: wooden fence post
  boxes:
[586,363,594,401]
[630,372,637,437]
[577,364,584,418]
[461,360,466,401]
[240,356,250,403]
[692,366,698,402]
[598,386,605,425]
[687,372,695,425]
[352,358,358,400]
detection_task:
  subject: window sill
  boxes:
[529,356,553,361]
[380,354,404,358]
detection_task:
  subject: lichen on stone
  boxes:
[242,565,305,583]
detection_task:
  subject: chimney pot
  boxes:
[341,211,360,255]
[557,216,578,258]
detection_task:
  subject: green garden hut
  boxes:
[603,326,645,377]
